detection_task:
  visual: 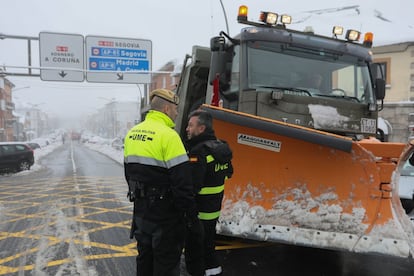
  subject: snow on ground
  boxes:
[12,139,124,177]
[83,142,124,165]
[13,141,64,176]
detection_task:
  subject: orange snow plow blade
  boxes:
[201,105,414,258]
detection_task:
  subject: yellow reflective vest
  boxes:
[124,110,195,222]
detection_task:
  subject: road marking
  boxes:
[73,174,91,249]
[0,176,265,274]
[70,140,77,174]
[0,176,134,274]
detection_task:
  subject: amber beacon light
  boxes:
[363,32,374,47]
[237,5,248,21]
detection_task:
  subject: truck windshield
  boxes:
[243,41,375,103]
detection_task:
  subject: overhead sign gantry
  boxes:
[1,32,152,84]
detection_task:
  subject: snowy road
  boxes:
[0,141,134,275]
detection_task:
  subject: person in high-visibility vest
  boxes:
[184,109,233,276]
[124,88,199,276]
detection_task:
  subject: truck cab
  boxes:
[171,6,414,259]
[175,6,385,141]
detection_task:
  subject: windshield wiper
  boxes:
[313,94,360,103]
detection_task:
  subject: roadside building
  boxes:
[151,60,180,91]
[0,76,15,141]
[91,101,140,139]
[373,41,414,142]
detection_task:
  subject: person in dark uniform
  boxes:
[184,109,233,276]
[123,88,199,276]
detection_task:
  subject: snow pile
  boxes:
[308,104,351,130]
[84,142,124,164]
[215,178,414,257]
[12,141,63,176]
[219,184,368,236]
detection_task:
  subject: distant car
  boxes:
[71,131,81,141]
[0,142,35,173]
[111,137,124,150]
[27,142,41,150]
[399,154,414,214]
[88,136,109,145]
[30,138,50,147]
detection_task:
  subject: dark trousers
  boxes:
[185,221,205,276]
[134,217,185,276]
[203,219,221,274]
[185,218,222,276]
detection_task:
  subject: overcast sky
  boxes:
[1,0,413,127]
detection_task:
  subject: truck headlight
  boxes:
[281,15,292,25]
[346,29,361,41]
[260,12,278,25]
[332,26,344,36]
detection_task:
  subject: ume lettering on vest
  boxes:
[215,163,229,172]
[131,134,147,141]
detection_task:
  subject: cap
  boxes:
[149,89,179,105]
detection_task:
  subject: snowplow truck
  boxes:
[173,6,414,258]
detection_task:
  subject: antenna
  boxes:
[219,0,230,35]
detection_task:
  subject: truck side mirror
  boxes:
[208,36,232,90]
[370,63,385,80]
[210,36,225,51]
[375,78,385,100]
